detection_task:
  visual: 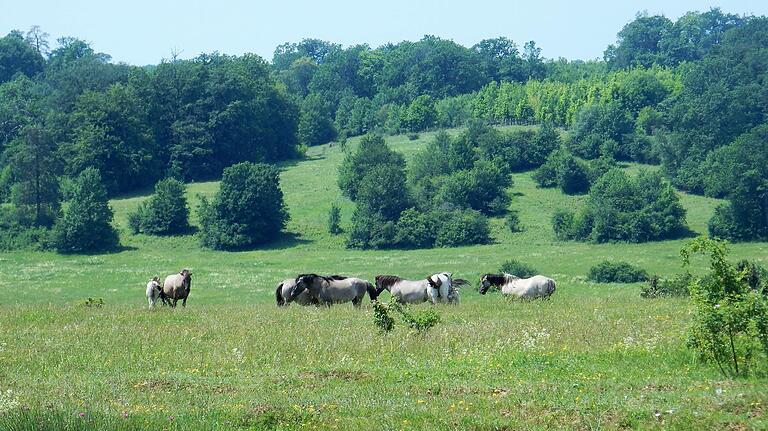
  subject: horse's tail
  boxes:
[276,283,286,307]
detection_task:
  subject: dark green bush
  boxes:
[51,168,119,253]
[500,259,538,278]
[434,209,491,247]
[551,209,576,240]
[588,260,649,283]
[346,208,397,249]
[505,210,521,232]
[708,203,748,241]
[558,156,591,195]
[327,203,342,234]
[127,178,190,235]
[553,169,688,243]
[395,208,437,248]
[198,162,289,250]
[641,273,692,298]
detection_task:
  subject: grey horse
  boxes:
[288,274,376,308]
[275,278,315,307]
[162,269,192,307]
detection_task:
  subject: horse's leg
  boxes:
[172,298,178,308]
[352,296,362,308]
[182,297,187,307]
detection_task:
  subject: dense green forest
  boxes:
[1,8,767,251]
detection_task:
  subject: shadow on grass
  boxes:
[56,244,140,256]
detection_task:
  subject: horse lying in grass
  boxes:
[162,269,192,307]
[288,274,376,308]
[275,278,315,307]
[375,272,468,305]
[479,273,556,299]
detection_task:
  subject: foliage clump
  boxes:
[372,300,441,335]
[51,168,119,253]
[128,178,190,235]
[552,169,688,243]
[587,260,648,283]
[683,237,768,377]
[641,273,692,298]
[500,259,539,278]
[198,162,289,250]
[327,203,342,234]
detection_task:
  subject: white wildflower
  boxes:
[0,389,20,414]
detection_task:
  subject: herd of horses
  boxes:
[145,269,557,308]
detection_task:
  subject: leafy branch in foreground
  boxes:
[682,237,768,377]
[372,300,441,334]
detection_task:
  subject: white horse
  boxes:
[375,273,467,304]
[275,278,314,306]
[145,277,162,308]
[479,273,556,299]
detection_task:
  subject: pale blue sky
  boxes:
[2,0,766,65]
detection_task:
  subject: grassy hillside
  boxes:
[0,129,766,429]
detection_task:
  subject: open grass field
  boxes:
[0,129,766,430]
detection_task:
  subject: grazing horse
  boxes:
[275,278,315,307]
[162,269,192,307]
[288,274,375,308]
[375,273,467,304]
[145,276,163,309]
[479,273,556,299]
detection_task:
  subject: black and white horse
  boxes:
[375,272,467,304]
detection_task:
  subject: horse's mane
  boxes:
[375,275,402,290]
[482,273,508,286]
[328,275,348,281]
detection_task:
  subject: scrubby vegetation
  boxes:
[197,162,289,250]
[127,178,190,235]
[553,169,688,243]
[587,260,649,283]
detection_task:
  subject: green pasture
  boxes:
[0,129,766,429]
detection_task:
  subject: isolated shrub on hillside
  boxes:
[338,134,405,201]
[505,210,521,232]
[434,209,491,247]
[587,261,648,283]
[708,203,745,240]
[435,161,510,216]
[127,178,190,235]
[395,208,437,248]
[683,237,768,377]
[346,208,396,249]
[641,273,692,298]
[551,209,576,240]
[500,259,538,278]
[355,164,410,221]
[558,156,591,195]
[52,168,119,253]
[327,203,342,234]
[534,148,591,194]
[553,169,688,243]
[198,162,288,250]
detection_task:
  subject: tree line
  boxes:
[0,7,766,252]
